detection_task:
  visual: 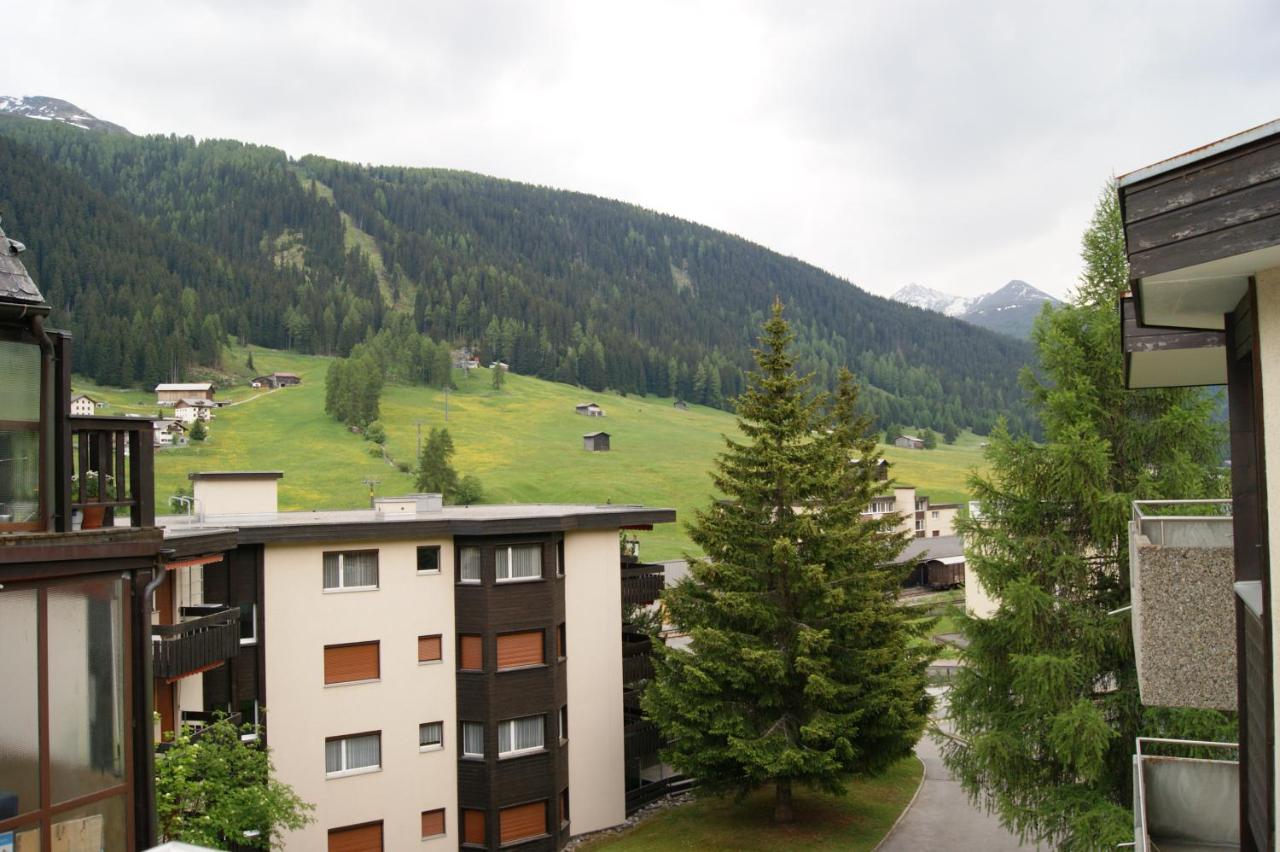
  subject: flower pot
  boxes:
[81,504,107,530]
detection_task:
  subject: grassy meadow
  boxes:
[72,346,989,560]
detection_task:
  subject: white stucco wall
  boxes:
[1253,267,1280,835]
[192,477,278,516]
[964,570,999,619]
[564,529,627,835]
[264,538,457,851]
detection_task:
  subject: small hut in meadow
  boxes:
[583,431,611,452]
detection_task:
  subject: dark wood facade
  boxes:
[455,534,570,851]
[201,544,267,737]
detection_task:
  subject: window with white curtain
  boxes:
[496,544,542,582]
[325,732,381,776]
[461,722,484,758]
[322,551,379,590]
[459,547,481,583]
[498,715,545,757]
[419,721,443,751]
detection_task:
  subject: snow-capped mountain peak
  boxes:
[0,96,129,134]
[890,280,1061,339]
[890,283,973,317]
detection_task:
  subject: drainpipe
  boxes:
[138,548,173,847]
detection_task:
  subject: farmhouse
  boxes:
[452,347,481,371]
[253,371,302,388]
[152,473,675,851]
[68,392,100,416]
[894,434,925,450]
[583,431,611,452]
[173,398,215,424]
[156,381,214,405]
[152,418,188,447]
[576,402,605,417]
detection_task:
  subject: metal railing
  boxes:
[1131,500,1233,548]
[152,606,241,680]
[1133,737,1240,851]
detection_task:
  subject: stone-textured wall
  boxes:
[1132,539,1236,710]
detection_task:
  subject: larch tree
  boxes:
[941,185,1233,849]
[644,301,931,823]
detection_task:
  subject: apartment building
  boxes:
[862,485,959,539]
[155,472,674,851]
[1118,119,1280,850]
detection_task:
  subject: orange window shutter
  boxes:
[499,801,547,844]
[324,642,379,684]
[421,809,445,838]
[418,634,442,662]
[463,809,486,844]
[497,631,544,669]
[328,821,383,852]
[460,635,483,670]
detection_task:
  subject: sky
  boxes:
[6,0,1280,300]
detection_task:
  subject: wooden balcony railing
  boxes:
[622,563,664,606]
[623,639,654,684]
[64,415,155,530]
[152,606,241,680]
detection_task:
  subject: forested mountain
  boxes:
[0,111,1038,435]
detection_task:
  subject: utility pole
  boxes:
[362,477,380,507]
[415,420,424,458]
[443,385,449,422]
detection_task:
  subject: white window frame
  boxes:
[419,721,444,752]
[322,550,380,592]
[239,603,258,646]
[417,545,442,575]
[498,714,546,758]
[240,700,261,743]
[461,722,484,759]
[495,544,542,583]
[932,510,940,519]
[459,546,482,584]
[325,732,382,778]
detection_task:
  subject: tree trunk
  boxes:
[774,778,794,823]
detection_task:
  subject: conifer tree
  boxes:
[941,186,1232,849]
[415,427,459,498]
[644,301,931,823]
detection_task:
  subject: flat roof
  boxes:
[188,471,284,481]
[897,535,964,563]
[160,502,676,545]
[1118,117,1280,188]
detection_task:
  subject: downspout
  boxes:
[29,314,58,529]
[139,548,173,847]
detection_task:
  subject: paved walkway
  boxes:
[878,693,1038,852]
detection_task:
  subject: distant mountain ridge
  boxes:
[0,96,130,135]
[891,280,1060,339]
[0,98,1040,437]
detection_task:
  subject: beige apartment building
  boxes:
[862,485,959,539]
[152,471,674,851]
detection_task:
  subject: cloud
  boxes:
[6,0,1280,299]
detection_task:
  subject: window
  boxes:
[496,630,544,669]
[239,699,261,742]
[325,732,381,776]
[868,498,893,514]
[931,510,940,519]
[420,721,444,750]
[239,603,258,645]
[323,550,379,591]
[560,789,570,828]
[499,801,547,845]
[933,530,941,537]
[556,539,565,577]
[915,517,925,531]
[0,340,43,531]
[324,641,380,685]
[498,715,545,757]
[462,809,486,846]
[557,623,566,659]
[328,820,383,852]
[459,546,481,583]
[559,706,568,743]
[461,722,484,758]
[417,545,441,574]
[418,634,442,664]
[421,809,446,839]
[496,544,542,582]
[459,634,483,671]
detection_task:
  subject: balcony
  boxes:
[65,415,156,530]
[1129,500,1235,710]
[152,606,241,681]
[1133,737,1239,852]
[623,639,654,684]
[622,563,664,606]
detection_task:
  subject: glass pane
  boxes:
[50,792,127,852]
[0,340,40,421]
[516,716,543,751]
[322,553,340,589]
[0,429,40,525]
[417,547,439,572]
[498,722,512,755]
[344,552,378,588]
[0,824,41,852]
[0,588,39,816]
[495,547,510,580]
[48,577,125,804]
[512,545,541,579]
[461,547,481,581]
[346,734,380,769]
[420,722,442,747]
[463,722,484,757]
[325,739,342,773]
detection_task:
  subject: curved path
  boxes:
[877,692,1040,852]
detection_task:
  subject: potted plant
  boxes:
[72,470,114,529]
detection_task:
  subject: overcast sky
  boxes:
[7,1,1280,300]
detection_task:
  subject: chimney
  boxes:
[188,471,283,516]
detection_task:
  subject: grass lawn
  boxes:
[69,345,990,561]
[576,758,922,851]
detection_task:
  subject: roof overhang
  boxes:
[1121,295,1227,389]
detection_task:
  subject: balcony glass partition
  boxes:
[1134,737,1239,852]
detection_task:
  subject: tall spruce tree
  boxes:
[643,301,931,823]
[941,186,1233,849]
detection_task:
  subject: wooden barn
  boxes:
[253,372,301,388]
[156,382,214,405]
[894,434,925,450]
[576,402,605,417]
[583,431,611,452]
[673,399,689,410]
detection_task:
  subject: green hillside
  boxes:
[75,349,986,561]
